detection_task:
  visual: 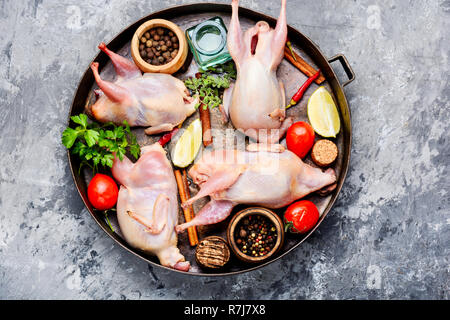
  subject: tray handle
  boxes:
[328,54,355,87]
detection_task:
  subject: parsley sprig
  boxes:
[62,113,140,173]
[184,61,237,110]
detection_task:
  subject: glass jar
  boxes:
[186,16,232,69]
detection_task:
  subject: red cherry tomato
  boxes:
[87,173,119,210]
[286,121,315,159]
[284,200,319,234]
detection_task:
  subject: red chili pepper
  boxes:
[158,128,179,147]
[286,69,321,109]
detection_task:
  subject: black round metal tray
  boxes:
[67,2,355,276]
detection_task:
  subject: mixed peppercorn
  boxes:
[235,214,278,257]
[139,27,179,66]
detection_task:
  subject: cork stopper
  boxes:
[311,139,338,167]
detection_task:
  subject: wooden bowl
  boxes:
[227,207,285,264]
[131,19,188,74]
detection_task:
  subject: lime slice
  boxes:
[171,118,202,168]
[307,86,341,138]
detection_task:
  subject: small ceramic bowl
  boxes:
[227,207,285,264]
[131,19,188,74]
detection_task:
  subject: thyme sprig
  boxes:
[184,61,237,110]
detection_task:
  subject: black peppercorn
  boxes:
[162,51,171,59]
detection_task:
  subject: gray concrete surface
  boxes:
[0,0,448,299]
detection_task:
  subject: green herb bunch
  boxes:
[62,113,140,173]
[184,61,237,110]
[200,61,237,78]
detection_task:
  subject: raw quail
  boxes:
[175,147,336,233]
[87,43,197,135]
[112,143,190,271]
[223,0,292,144]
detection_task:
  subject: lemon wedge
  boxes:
[307,86,341,138]
[171,118,202,168]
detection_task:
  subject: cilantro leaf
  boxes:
[93,154,101,167]
[84,129,99,147]
[105,130,115,139]
[62,113,141,173]
[130,144,140,159]
[62,127,79,149]
[103,154,114,168]
[114,126,125,139]
[71,114,88,128]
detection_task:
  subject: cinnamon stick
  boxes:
[182,169,195,222]
[194,72,213,148]
[284,46,325,85]
[174,169,198,246]
[182,169,199,246]
[199,103,213,147]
